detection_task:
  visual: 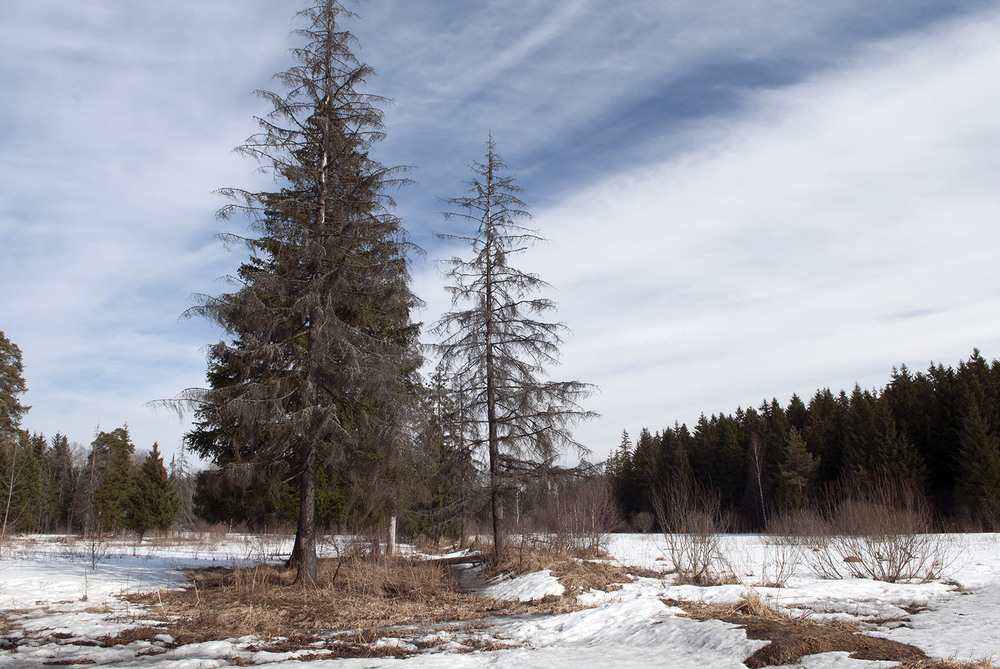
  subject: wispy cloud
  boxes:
[503,8,1000,449]
[1,1,997,460]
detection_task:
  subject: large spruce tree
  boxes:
[433,137,595,560]
[178,0,419,584]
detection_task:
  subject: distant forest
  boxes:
[606,349,1000,530]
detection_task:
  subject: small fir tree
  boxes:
[776,427,818,513]
[91,427,136,535]
[168,448,197,531]
[125,443,180,541]
[45,433,78,532]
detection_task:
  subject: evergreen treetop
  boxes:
[0,331,29,439]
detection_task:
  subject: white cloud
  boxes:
[508,9,1000,453]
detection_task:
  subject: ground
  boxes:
[0,532,998,667]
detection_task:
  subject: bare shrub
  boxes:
[561,478,622,556]
[531,477,622,558]
[803,475,954,583]
[757,537,800,588]
[653,484,734,585]
[768,509,830,539]
[632,510,655,534]
[755,510,830,587]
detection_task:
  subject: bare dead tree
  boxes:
[432,137,596,562]
[750,433,767,531]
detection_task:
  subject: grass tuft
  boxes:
[490,545,661,590]
[896,660,1000,669]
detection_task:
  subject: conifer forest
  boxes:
[607,349,1000,531]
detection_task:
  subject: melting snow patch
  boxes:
[375,637,419,652]
[482,569,566,602]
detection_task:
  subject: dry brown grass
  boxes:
[112,546,658,658]
[100,626,164,647]
[669,591,930,668]
[145,534,215,548]
[123,556,568,656]
[895,660,1000,669]
[487,545,662,599]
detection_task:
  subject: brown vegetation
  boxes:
[796,476,956,583]
[488,544,662,599]
[669,591,930,668]
[122,555,576,656]
[896,660,1000,669]
[653,484,737,585]
[669,590,998,669]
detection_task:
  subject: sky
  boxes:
[2,1,1000,464]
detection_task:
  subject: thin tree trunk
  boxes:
[484,155,503,562]
[488,379,501,559]
[1,447,18,558]
[752,435,767,532]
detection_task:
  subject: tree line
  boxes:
[607,349,1000,530]
[2,322,186,545]
[0,431,184,546]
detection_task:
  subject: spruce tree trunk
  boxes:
[295,444,318,585]
[286,529,302,569]
[295,150,325,586]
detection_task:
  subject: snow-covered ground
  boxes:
[0,532,997,667]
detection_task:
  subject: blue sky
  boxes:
[2,1,1000,462]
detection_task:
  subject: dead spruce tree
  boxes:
[177,1,420,585]
[433,138,595,561]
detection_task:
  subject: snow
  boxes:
[1,533,999,667]
[481,569,566,601]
